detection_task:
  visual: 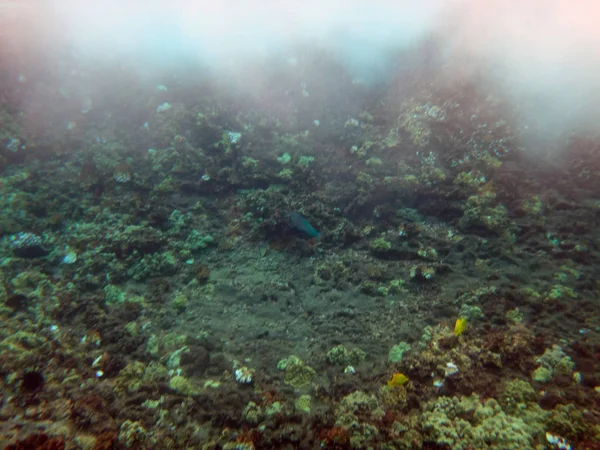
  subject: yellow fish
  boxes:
[387,372,409,387]
[454,317,468,337]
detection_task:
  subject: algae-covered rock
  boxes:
[277,152,291,164]
[327,344,366,366]
[505,307,523,324]
[114,362,146,393]
[297,155,314,168]
[283,362,316,389]
[458,304,485,321]
[118,420,148,448]
[501,379,537,412]
[172,292,189,312]
[278,168,293,180]
[388,342,411,363]
[340,390,379,412]
[242,401,263,424]
[278,355,316,388]
[145,334,159,356]
[532,366,552,383]
[538,345,572,369]
[295,394,312,414]
[127,251,178,281]
[473,402,533,449]
[277,355,303,371]
[547,403,592,441]
[421,395,542,450]
[265,401,283,416]
[165,346,190,369]
[334,391,383,449]
[532,345,575,383]
[370,237,392,252]
[169,375,197,395]
[185,230,214,251]
[143,361,170,384]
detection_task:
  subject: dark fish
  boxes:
[288,212,320,239]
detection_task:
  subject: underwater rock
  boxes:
[10,232,48,258]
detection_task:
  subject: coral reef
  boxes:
[1,20,600,449]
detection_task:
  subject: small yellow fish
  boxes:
[454,317,468,337]
[387,372,409,387]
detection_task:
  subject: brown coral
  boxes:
[70,393,115,433]
[195,264,211,284]
[4,433,65,450]
[318,426,349,448]
[483,323,537,372]
[93,430,118,450]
